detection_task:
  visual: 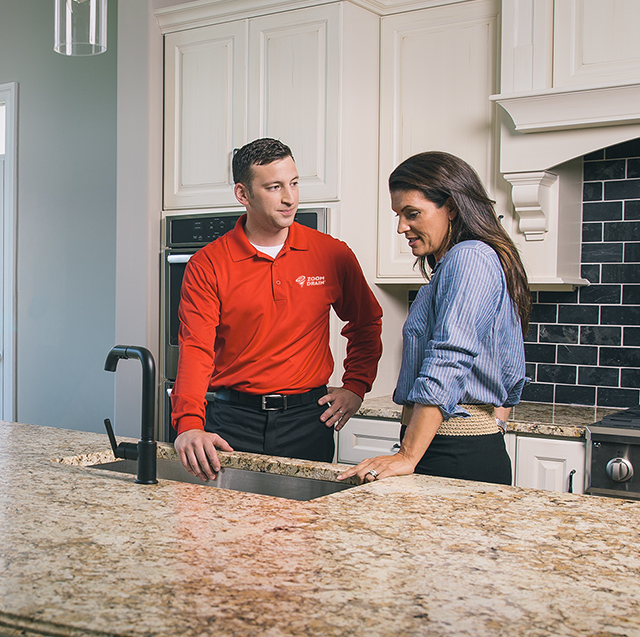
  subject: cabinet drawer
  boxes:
[338,417,401,465]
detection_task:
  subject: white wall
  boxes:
[0,0,118,432]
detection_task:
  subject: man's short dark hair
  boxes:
[232,138,294,191]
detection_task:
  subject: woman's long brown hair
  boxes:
[389,151,531,335]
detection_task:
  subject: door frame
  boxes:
[0,82,17,421]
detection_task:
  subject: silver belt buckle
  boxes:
[262,394,287,410]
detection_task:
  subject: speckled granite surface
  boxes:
[1,421,639,636]
[357,396,622,438]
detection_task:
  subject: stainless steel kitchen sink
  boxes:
[89,458,355,501]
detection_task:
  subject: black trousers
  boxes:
[205,398,335,463]
[400,426,512,485]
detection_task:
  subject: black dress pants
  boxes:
[205,398,335,463]
[400,426,512,486]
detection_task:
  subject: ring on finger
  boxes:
[366,469,379,480]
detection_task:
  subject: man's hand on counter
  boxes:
[318,386,362,432]
[174,429,234,482]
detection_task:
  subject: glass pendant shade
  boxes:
[54,0,107,56]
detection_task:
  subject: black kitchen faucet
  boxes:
[103,345,158,484]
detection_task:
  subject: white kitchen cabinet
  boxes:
[162,3,343,210]
[337,417,401,465]
[247,6,340,203]
[554,0,640,89]
[164,21,247,209]
[514,436,585,494]
[376,0,502,282]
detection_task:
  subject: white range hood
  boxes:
[491,0,640,290]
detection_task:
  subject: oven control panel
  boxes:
[165,209,327,248]
[168,214,241,247]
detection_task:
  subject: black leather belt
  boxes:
[214,386,327,411]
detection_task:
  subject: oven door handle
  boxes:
[167,254,192,264]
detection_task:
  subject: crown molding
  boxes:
[491,83,640,134]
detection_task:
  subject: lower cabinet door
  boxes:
[337,417,401,465]
[515,436,585,494]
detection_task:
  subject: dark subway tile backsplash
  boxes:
[557,304,599,324]
[604,220,640,242]
[581,242,623,263]
[623,285,640,304]
[623,243,640,262]
[602,263,640,283]
[523,139,640,409]
[583,182,602,201]
[524,343,556,363]
[537,364,577,384]
[624,327,640,346]
[597,387,639,408]
[578,284,621,304]
[580,325,621,346]
[604,179,640,201]
[601,305,640,325]
[555,384,596,406]
[579,366,619,387]
[625,200,640,219]
[557,344,598,366]
[538,324,578,344]
[599,347,640,368]
[583,201,622,222]
[621,368,640,388]
[521,383,555,403]
[583,159,626,181]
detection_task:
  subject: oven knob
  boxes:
[605,458,634,482]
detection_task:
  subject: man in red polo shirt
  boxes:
[171,138,383,481]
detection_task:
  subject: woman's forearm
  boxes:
[398,403,444,466]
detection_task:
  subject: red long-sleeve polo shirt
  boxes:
[171,215,383,435]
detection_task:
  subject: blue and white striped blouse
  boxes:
[393,240,527,419]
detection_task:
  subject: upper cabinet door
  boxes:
[377,0,500,281]
[554,0,640,88]
[248,4,340,203]
[164,21,248,209]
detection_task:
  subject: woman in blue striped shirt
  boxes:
[339,152,530,486]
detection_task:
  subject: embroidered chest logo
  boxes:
[296,275,325,288]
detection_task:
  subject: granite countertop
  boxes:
[357,396,622,438]
[1,421,639,636]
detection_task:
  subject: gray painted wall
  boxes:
[0,1,118,432]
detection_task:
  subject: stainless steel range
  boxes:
[585,406,640,500]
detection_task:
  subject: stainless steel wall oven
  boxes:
[161,209,328,442]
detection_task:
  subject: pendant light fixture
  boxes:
[54,0,108,56]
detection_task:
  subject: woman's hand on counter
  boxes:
[318,386,362,432]
[337,451,418,484]
[174,429,234,482]
[337,403,444,484]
